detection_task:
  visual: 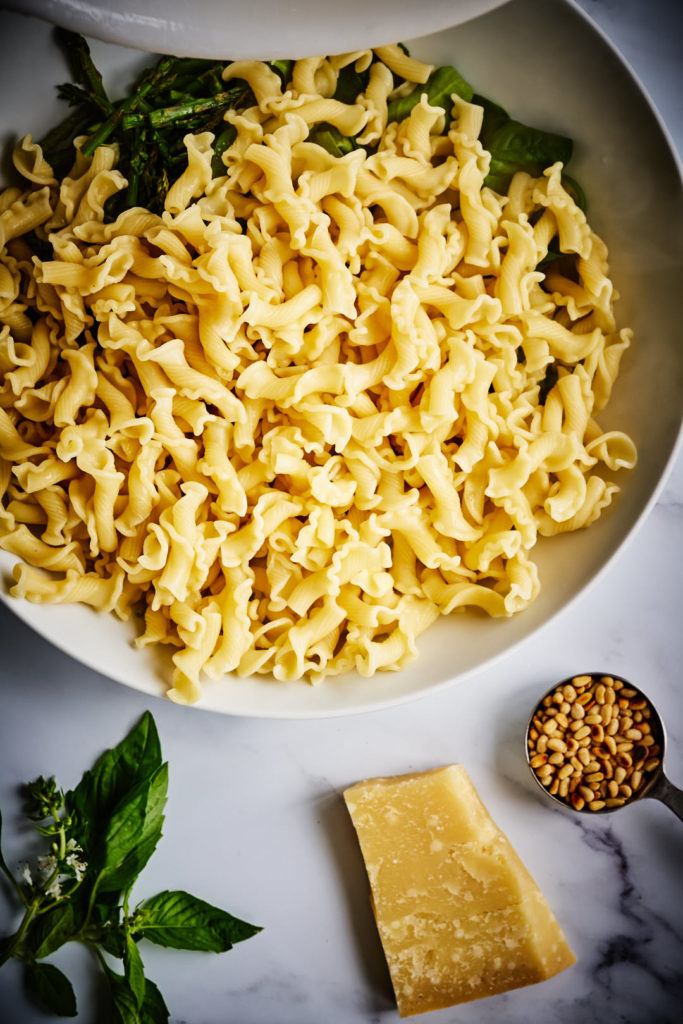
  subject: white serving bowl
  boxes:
[2,0,509,59]
[0,0,681,717]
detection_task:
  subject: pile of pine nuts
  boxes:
[526,674,662,812]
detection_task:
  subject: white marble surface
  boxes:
[1,1,682,1022]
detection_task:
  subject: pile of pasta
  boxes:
[0,46,636,701]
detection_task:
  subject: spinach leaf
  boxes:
[387,65,473,124]
[477,95,573,193]
[538,362,559,405]
[133,890,262,952]
[333,63,372,106]
[309,124,357,157]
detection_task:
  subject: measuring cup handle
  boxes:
[648,773,683,822]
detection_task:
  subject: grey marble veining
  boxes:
[0,1,682,1022]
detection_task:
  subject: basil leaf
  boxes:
[387,65,473,124]
[67,712,162,858]
[124,932,146,1009]
[134,890,262,951]
[477,94,573,193]
[24,961,77,1017]
[107,972,141,1024]
[29,898,82,959]
[107,969,169,1024]
[96,763,168,893]
[139,976,170,1024]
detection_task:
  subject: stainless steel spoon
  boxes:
[525,672,683,821]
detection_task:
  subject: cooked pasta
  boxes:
[0,49,636,702]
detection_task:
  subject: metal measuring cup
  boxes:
[525,672,682,821]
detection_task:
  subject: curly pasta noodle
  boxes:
[0,46,636,701]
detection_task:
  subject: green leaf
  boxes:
[29,899,81,959]
[124,932,146,1009]
[268,59,293,85]
[96,762,168,894]
[107,972,141,1024]
[387,65,473,124]
[67,712,162,860]
[538,362,559,405]
[139,977,169,1024]
[133,890,262,952]
[24,961,77,1017]
[107,969,169,1024]
[309,124,356,157]
[333,64,371,106]
[211,124,237,176]
[477,94,574,194]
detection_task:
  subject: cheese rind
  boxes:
[344,764,575,1017]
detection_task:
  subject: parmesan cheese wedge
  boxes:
[344,764,575,1017]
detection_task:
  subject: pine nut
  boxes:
[527,675,662,814]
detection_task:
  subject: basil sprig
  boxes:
[0,713,261,1020]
